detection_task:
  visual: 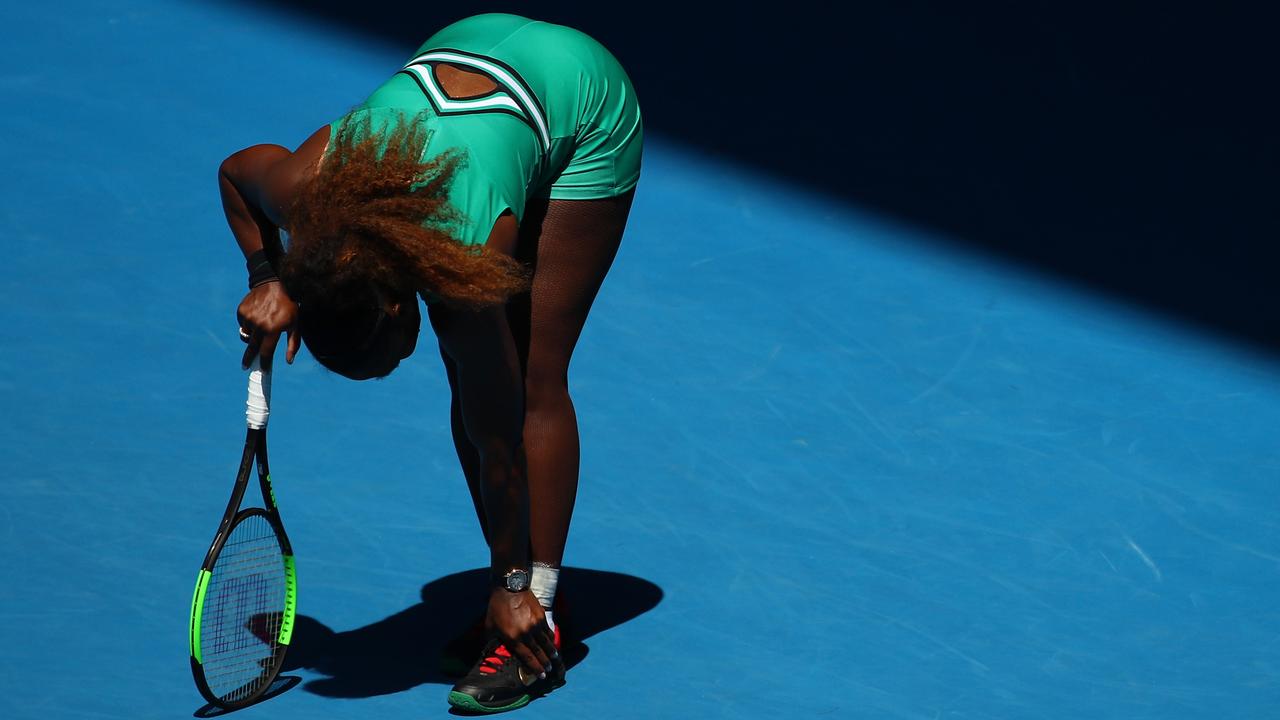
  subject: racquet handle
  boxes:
[246,356,272,429]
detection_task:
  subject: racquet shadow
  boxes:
[192,676,302,717]
[281,567,663,698]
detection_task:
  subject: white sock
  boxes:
[531,562,559,633]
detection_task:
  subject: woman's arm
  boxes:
[429,213,557,677]
[218,128,328,368]
[430,300,556,677]
[219,144,290,260]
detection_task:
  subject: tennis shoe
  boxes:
[446,628,563,714]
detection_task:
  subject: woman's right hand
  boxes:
[486,586,559,679]
[236,281,300,370]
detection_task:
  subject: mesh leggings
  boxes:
[442,189,636,567]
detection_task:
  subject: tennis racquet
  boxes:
[189,358,297,710]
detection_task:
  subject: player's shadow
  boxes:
[281,567,662,698]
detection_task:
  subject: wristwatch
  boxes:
[500,568,530,593]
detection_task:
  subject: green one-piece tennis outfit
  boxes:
[330,13,643,246]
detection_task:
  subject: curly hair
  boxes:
[281,112,530,310]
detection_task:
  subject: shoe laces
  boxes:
[478,643,512,675]
[477,629,561,676]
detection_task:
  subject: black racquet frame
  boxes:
[189,366,296,711]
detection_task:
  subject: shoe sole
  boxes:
[447,690,531,714]
[446,675,565,715]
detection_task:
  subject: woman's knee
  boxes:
[524,368,570,414]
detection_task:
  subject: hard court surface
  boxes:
[1,2,1277,718]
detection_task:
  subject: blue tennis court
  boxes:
[2,2,1277,718]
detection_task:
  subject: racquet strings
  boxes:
[200,513,287,703]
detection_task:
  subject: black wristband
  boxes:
[246,249,278,289]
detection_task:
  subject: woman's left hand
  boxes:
[236,281,300,370]
[486,587,558,679]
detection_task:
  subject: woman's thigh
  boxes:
[510,189,636,382]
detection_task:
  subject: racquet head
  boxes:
[190,505,295,708]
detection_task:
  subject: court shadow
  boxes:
[238,0,1280,354]
[281,567,662,698]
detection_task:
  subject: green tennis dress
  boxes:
[330,13,643,246]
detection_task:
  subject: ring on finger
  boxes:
[239,327,251,341]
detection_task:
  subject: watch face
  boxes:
[506,569,530,592]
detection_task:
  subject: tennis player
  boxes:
[219,13,641,713]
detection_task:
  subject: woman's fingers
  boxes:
[516,634,551,678]
[257,331,280,371]
[530,632,552,672]
[240,329,260,369]
[240,328,280,371]
[285,325,301,364]
[535,620,560,668]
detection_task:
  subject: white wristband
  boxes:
[530,563,559,609]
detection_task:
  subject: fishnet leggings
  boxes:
[441,189,636,567]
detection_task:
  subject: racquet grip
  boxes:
[246,356,272,429]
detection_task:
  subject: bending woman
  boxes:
[218,13,641,713]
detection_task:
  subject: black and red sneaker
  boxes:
[446,628,563,714]
[442,599,571,678]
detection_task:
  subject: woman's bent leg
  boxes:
[513,190,636,568]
